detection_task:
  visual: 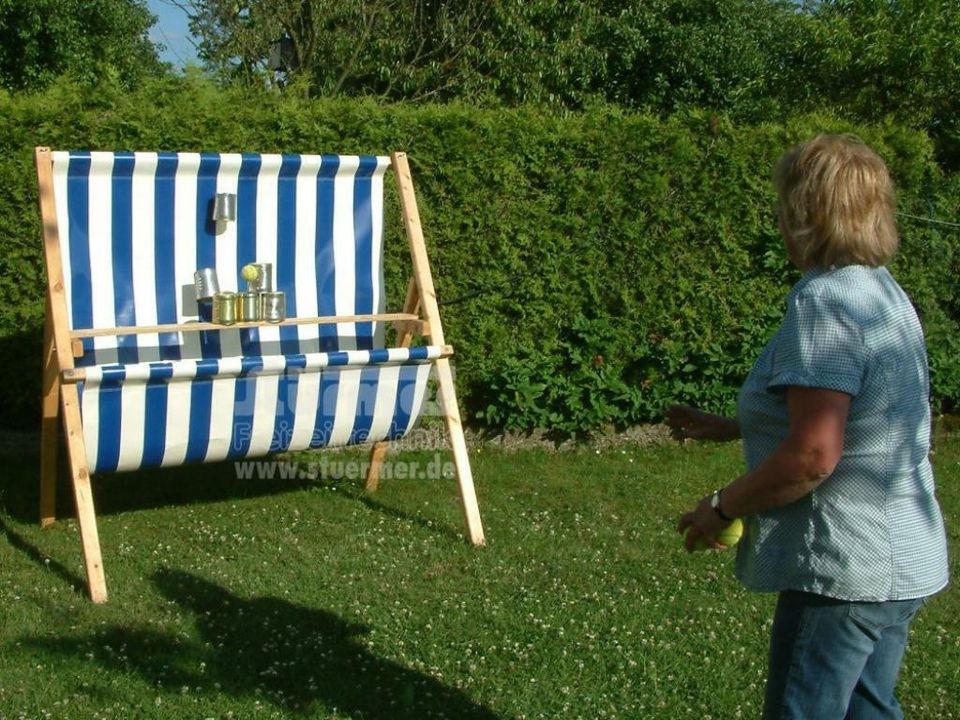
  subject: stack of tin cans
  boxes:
[193,264,286,326]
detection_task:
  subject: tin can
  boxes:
[194,268,220,300]
[260,291,286,323]
[212,291,238,325]
[212,192,237,222]
[246,262,274,292]
[237,291,260,322]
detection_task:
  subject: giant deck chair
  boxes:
[36,148,485,603]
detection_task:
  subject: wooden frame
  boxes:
[36,147,107,602]
[35,147,484,604]
[364,154,485,545]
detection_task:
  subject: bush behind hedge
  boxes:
[2,77,958,433]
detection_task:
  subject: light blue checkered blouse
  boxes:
[735,265,949,601]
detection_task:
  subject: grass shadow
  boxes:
[0,514,86,593]
[1,448,468,554]
[0,450,46,522]
[24,568,501,719]
[0,327,43,434]
[333,481,465,543]
[92,457,319,515]
[0,448,321,523]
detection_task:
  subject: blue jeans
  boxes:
[763,591,925,720]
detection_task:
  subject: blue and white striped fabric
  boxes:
[52,151,391,364]
[50,151,439,474]
[79,359,434,474]
[81,346,443,384]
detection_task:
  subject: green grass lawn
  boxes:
[1,434,957,719]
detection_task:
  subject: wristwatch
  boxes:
[710,489,734,522]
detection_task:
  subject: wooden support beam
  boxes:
[391,152,485,546]
[40,296,59,528]
[364,443,391,493]
[36,146,108,602]
[61,383,107,603]
[434,356,485,545]
[391,318,429,339]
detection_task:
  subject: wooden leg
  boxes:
[365,442,390,492]
[390,156,484,543]
[434,358,485,546]
[40,300,60,527]
[60,384,107,603]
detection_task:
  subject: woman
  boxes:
[672,134,949,720]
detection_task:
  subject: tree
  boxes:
[187,0,495,99]
[179,0,960,165]
[0,0,164,92]
[800,0,960,167]
[588,0,810,118]
[183,0,809,114]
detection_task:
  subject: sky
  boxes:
[146,0,200,69]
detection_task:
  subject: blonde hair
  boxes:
[773,134,898,268]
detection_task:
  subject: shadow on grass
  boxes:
[1,451,466,599]
[0,448,336,523]
[336,481,465,543]
[0,514,86,593]
[0,328,43,435]
[0,450,46,522]
[25,569,500,719]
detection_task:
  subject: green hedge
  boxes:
[2,77,959,433]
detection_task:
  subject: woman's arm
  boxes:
[721,387,849,515]
[665,405,742,441]
[678,387,850,550]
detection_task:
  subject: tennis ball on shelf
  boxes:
[691,518,744,551]
[241,263,260,282]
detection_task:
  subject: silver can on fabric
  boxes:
[212,192,237,222]
[212,291,238,325]
[260,291,286,323]
[237,291,261,322]
[246,263,274,293]
[194,267,220,300]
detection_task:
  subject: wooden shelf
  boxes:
[69,313,425,339]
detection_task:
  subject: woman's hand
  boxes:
[665,405,741,441]
[678,495,733,552]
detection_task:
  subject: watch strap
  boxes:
[712,489,734,522]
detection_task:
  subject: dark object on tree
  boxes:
[268,36,295,72]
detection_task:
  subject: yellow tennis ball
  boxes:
[241,264,260,282]
[691,518,744,551]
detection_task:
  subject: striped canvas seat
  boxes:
[50,151,438,473]
[80,347,441,474]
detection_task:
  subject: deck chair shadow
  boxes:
[35,148,484,603]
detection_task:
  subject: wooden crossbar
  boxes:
[70,313,428,339]
[69,315,430,358]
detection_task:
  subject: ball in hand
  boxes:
[692,518,743,551]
